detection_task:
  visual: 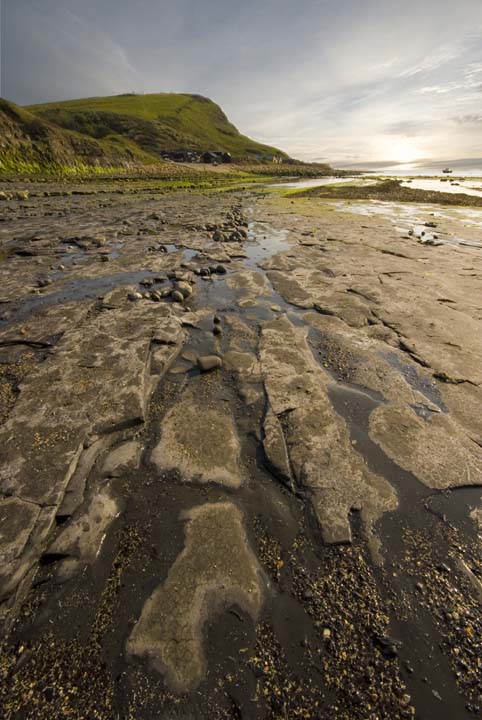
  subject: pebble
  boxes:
[213,325,222,336]
[197,355,223,372]
[171,290,184,303]
[175,281,193,298]
[216,264,227,274]
[128,291,143,301]
[213,315,221,324]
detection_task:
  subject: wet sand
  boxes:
[0,179,481,719]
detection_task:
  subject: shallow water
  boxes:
[401,177,482,198]
[271,176,371,190]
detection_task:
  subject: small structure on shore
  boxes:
[201,151,232,164]
[161,150,199,163]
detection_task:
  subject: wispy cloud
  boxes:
[398,46,461,78]
[4,0,482,162]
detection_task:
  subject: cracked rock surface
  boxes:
[1,179,482,720]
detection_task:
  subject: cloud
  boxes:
[398,46,461,78]
[4,0,482,162]
[453,113,482,124]
[382,120,429,137]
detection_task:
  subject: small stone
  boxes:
[128,291,143,301]
[100,255,110,263]
[213,315,221,324]
[171,290,184,303]
[322,628,331,640]
[216,264,227,274]
[197,355,223,372]
[175,281,193,298]
[301,589,313,601]
[213,325,222,336]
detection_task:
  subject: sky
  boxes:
[2,0,482,164]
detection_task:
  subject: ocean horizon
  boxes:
[332,158,482,177]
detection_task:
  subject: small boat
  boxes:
[442,168,452,174]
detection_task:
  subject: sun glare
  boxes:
[375,137,422,165]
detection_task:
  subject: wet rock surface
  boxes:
[0,179,481,719]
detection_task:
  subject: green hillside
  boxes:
[26,93,287,161]
[0,98,156,174]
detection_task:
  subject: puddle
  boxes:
[335,200,482,250]
[163,244,199,262]
[0,271,166,326]
[271,176,369,190]
[383,352,447,410]
[188,218,304,325]
[244,221,290,268]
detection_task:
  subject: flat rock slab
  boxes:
[0,498,41,567]
[0,301,184,605]
[374,294,482,385]
[151,390,241,487]
[127,501,263,693]
[226,270,268,296]
[102,440,142,478]
[47,482,121,581]
[369,402,482,489]
[259,315,397,545]
[263,407,293,488]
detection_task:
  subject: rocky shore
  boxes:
[0,178,481,719]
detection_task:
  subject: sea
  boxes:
[333,158,482,177]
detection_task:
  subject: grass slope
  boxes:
[27,93,287,161]
[0,98,156,174]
